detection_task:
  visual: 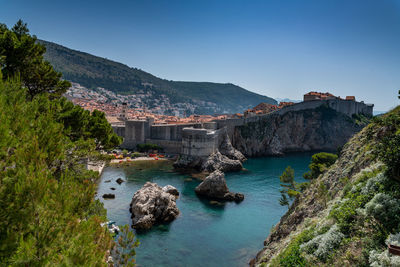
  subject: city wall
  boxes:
[113,99,373,155]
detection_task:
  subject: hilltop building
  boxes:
[303,92,337,101]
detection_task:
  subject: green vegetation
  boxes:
[0,77,114,265]
[39,40,276,114]
[270,227,316,267]
[303,152,338,180]
[0,20,70,99]
[57,98,122,149]
[136,143,163,153]
[0,21,135,265]
[279,166,301,208]
[268,103,400,266]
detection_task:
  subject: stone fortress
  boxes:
[111,92,374,157]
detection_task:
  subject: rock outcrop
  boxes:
[195,170,244,202]
[219,132,246,162]
[202,151,243,172]
[233,106,366,157]
[129,182,180,230]
[174,150,243,173]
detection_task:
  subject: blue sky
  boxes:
[1,0,399,111]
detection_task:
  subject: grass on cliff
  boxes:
[267,105,400,267]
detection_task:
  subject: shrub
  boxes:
[378,134,400,181]
[387,232,400,246]
[330,194,370,234]
[300,224,344,262]
[136,143,163,152]
[369,250,400,267]
[131,152,141,158]
[272,227,315,267]
[303,152,338,180]
[364,193,400,231]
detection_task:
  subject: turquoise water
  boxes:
[97,153,313,267]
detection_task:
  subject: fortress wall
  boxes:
[214,118,245,141]
[181,128,219,157]
[150,123,202,141]
[112,125,125,138]
[274,99,373,117]
[146,139,182,154]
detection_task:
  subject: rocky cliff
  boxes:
[233,105,366,157]
[252,106,400,266]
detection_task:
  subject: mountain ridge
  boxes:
[39,40,276,115]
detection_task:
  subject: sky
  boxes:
[1,0,399,111]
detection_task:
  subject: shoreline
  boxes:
[110,157,169,164]
[87,160,106,175]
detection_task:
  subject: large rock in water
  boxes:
[173,150,243,173]
[202,151,243,172]
[195,170,244,202]
[129,182,180,230]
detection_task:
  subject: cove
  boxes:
[97,153,313,267]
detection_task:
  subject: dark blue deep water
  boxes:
[97,153,313,267]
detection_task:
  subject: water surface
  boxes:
[97,153,312,267]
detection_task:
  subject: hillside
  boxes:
[40,40,276,114]
[252,106,400,266]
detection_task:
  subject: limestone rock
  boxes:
[223,192,245,202]
[195,170,244,202]
[219,132,246,162]
[202,151,243,172]
[130,182,180,230]
[162,185,179,197]
[173,155,204,170]
[233,107,366,157]
[195,170,229,199]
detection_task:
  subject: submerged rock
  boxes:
[103,193,115,199]
[195,170,244,202]
[116,178,125,184]
[130,182,180,230]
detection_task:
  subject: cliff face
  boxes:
[252,107,400,266]
[233,106,366,157]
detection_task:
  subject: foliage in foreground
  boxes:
[0,20,70,99]
[0,78,117,265]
